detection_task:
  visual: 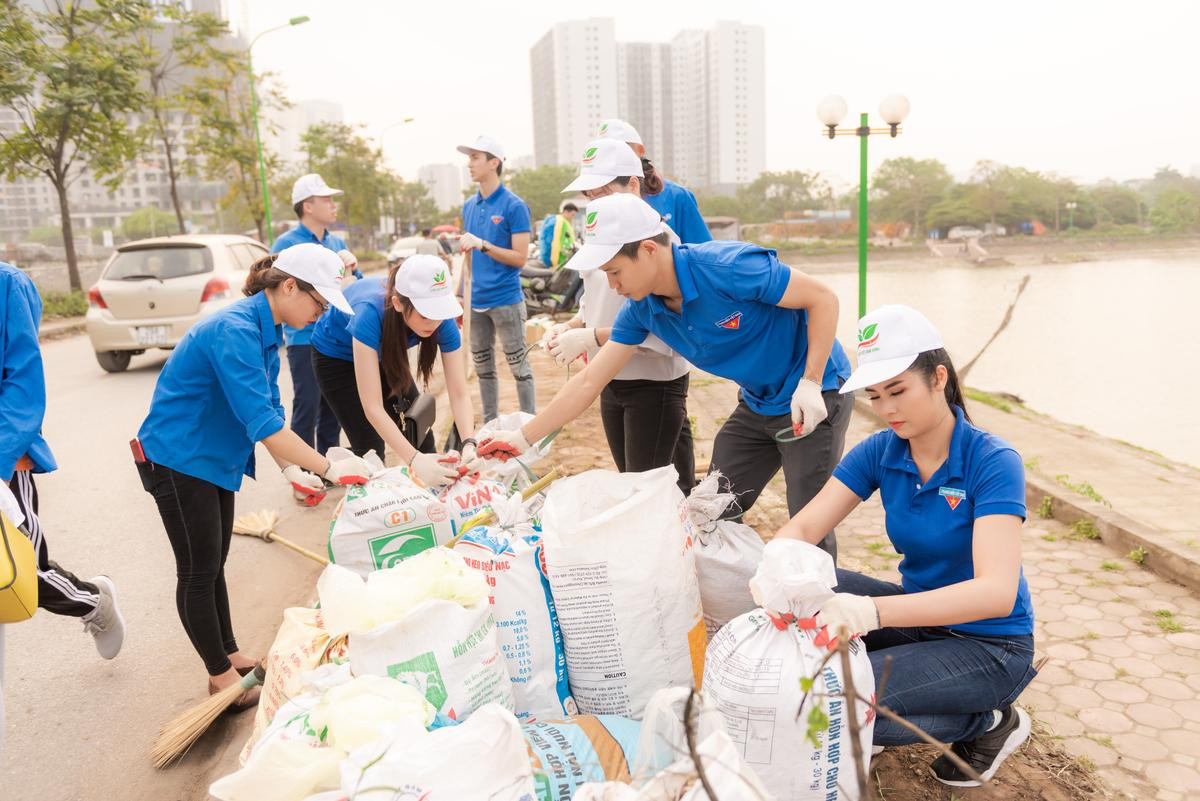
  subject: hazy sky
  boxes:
[240,0,1199,189]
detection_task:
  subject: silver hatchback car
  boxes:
[85,234,269,372]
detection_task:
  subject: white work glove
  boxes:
[459,232,484,252]
[475,428,532,464]
[283,464,326,506]
[539,321,571,348]
[816,593,880,638]
[548,327,599,366]
[337,249,358,271]
[789,378,828,438]
[323,454,372,485]
[409,451,461,487]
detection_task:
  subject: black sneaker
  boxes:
[930,706,1031,787]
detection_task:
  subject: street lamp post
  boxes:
[817,94,910,319]
[1065,201,1078,230]
[248,15,310,246]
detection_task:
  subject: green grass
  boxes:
[40,290,88,319]
[865,541,889,554]
[1128,546,1148,565]
[1069,519,1101,540]
[1100,560,1122,571]
[964,387,1013,413]
[1114,667,1128,679]
[1088,734,1114,748]
[1040,533,1059,542]
[1035,496,1054,519]
[1154,609,1185,633]
[1054,474,1111,507]
[687,415,698,435]
[1024,456,1041,472]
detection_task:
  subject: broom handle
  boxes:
[266,531,329,566]
[446,466,563,548]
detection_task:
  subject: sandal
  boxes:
[207,678,262,713]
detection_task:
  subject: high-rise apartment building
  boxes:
[616,42,673,174]
[266,99,345,167]
[530,19,619,168]
[417,163,465,212]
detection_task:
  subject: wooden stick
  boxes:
[446,466,563,547]
[263,531,328,566]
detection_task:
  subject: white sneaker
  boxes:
[82,575,125,660]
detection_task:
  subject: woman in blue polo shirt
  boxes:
[778,304,1037,787]
[310,254,475,488]
[135,243,372,704]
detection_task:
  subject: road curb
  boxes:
[851,396,1200,592]
[38,318,86,342]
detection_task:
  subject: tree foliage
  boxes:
[1149,188,1199,233]
[506,164,579,220]
[121,206,177,240]
[736,171,829,223]
[297,122,394,248]
[871,157,952,235]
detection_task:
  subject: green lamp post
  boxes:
[818,94,910,319]
[248,15,310,246]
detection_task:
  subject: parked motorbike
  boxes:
[521,249,583,316]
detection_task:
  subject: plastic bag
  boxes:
[702,539,874,800]
[478,412,555,492]
[524,714,641,800]
[440,475,511,527]
[540,466,706,719]
[682,472,765,638]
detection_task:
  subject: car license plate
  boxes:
[134,325,169,347]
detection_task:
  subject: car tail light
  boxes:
[87,286,106,309]
[201,277,231,303]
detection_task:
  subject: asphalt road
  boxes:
[3,334,334,800]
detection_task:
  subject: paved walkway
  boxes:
[687,372,1200,800]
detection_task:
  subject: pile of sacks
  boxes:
[214,438,875,800]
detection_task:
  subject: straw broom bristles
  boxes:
[150,663,266,768]
[233,509,329,566]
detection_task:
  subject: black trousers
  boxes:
[136,461,237,675]
[709,389,852,562]
[598,373,696,496]
[311,349,433,458]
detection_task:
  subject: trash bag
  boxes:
[702,539,875,800]
[439,475,511,528]
[524,714,641,800]
[540,466,706,719]
[478,412,555,492]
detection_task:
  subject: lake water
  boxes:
[820,255,1200,467]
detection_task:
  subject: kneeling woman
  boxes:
[135,243,372,703]
[777,304,1037,787]
[310,254,475,488]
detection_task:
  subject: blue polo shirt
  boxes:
[0,262,57,480]
[833,405,1033,637]
[462,184,531,308]
[646,180,712,245]
[610,242,850,416]
[271,222,350,347]
[311,276,461,362]
[137,292,286,491]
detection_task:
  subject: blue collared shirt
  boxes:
[646,180,712,244]
[0,262,57,480]
[137,292,286,491]
[833,405,1033,636]
[462,184,531,308]
[610,242,850,416]
[271,223,351,347]
[310,276,461,362]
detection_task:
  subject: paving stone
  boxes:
[1127,702,1183,729]
[1096,767,1152,799]
[1043,620,1090,640]
[1086,638,1135,659]
[1077,707,1134,733]
[1032,664,1074,686]
[1124,633,1175,655]
[1094,680,1149,704]
[1117,585,1155,599]
[1044,642,1089,661]
[1026,573,1059,590]
[1062,736,1119,767]
[1111,732,1170,761]
[1076,584,1118,602]
[1112,655,1164,679]
[1068,660,1117,681]
[1062,603,1103,620]
[1040,588,1080,605]
[1036,710,1085,737]
[1164,631,1200,650]
[1058,573,1091,586]
[1186,672,1200,693]
[1084,618,1132,638]
[1054,684,1103,711]
[1144,761,1200,793]
[1143,676,1195,702]
[1162,729,1200,758]
[1097,600,1143,618]
[1017,686,1057,712]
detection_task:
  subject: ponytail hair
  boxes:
[242,252,315,297]
[380,262,438,396]
[639,157,664,195]
[910,348,971,422]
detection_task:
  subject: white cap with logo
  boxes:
[456,135,506,161]
[273,243,354,315]
[392,254,463,320]
[597,118,643,146]
[839,304,945,394]
[290,173,342,206]
[562,138,644,193]
[564,193,678,273]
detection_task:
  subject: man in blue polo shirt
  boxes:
[272,173,362,462]
[474,193,852,559]
[456,135,535,420]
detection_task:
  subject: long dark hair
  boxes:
[910,348,971,422]
[380,262,438,396]
[242,252,316,297]
[612,156,665,197]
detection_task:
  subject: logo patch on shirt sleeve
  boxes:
[490,215,503,225]
[939,486,967,510]
[715,311,743,330]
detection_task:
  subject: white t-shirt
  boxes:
[581,270,691,382]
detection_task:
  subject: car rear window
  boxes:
[105,246,212,280]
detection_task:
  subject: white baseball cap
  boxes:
[564,193,675,273]
[562,138,644,193]
[839,305,945,394]
[597,118,643,146]
[456,135,506,161]
[273,243,354,315]
[392,254,463,320]
[290,173,342,206]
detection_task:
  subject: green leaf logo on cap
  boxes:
[582,146,598,165]
[599,122,609,134]
[858,322,880,349]
[431,269,447,290]
[585,211,599,233]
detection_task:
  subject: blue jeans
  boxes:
[470,303,536,421]
[286,344,342,455]
[835,569,1038,746]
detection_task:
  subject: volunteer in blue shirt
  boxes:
[272,173,363,464]
[456,135,536,421]
[597,118,712,245]
[310,255,476,488]
[134,244,372,705]
[1,262,125,659]
[780,305,1037,787]
[475,193,852,559]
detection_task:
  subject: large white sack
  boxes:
[338,703,538,800]
[681,472,765,638]
[477,412,555,489]
[540,466,706,719]
[349,548,516,722]
[454,494,574,721]
[439,475,511,527]
[702,539,875,801]
[327,451,456,576]
[524,713,641,800]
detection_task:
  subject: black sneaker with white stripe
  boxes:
[930,706,1031,787]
